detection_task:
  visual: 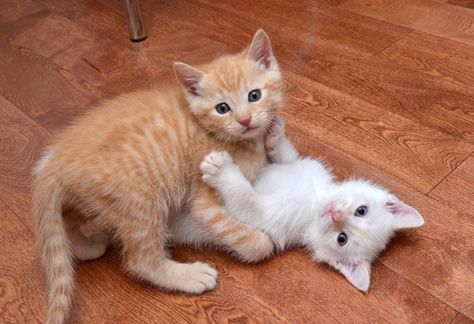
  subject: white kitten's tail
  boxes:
[32,173,73,324]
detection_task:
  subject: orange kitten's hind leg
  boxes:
[191,185,274,263]
[101,204,218,294]
[69,229,109,261]
[63,211,110,261]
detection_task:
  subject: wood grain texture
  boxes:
[0,96,49,220]
[377,31,474,89]
[0,200,47,323]
[310,41,474,142]
[429,154,474,211]
[0,35,103,131]
[341,0,474,45]
[283,72,473,192]
[189,0,412,55]
[0,0,473,322]
[434,0,474,9]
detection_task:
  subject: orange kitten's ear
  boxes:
[173,62,205,96]
[247,29,275,69]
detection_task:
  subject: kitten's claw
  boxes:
[200,151,233,186]
[265,117,285,156]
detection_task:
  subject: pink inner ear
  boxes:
[333,261,371,292]
[173,62,204,96]
[387,200,425,229]
[248,29,274,69]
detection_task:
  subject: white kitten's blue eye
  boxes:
[248,89,261,102]
[337,232,348,246]
[215,103,231,114]
[355,206,368,217]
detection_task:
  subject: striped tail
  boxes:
[32,174,74,324]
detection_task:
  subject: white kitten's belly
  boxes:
[254,158,332,194]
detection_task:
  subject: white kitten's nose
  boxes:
[324,205,343,224]
[330,210,343,223]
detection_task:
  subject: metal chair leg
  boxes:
[122,0,147,42]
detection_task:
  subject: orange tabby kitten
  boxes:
[32,30,283,324]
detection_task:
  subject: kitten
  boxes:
[188,118,424,291]
[32,30,283,324]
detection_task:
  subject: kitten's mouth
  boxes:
[242,126,259,134]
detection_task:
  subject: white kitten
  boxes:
[194,118,424,291]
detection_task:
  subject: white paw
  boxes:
[179,262,218,294]
[265,117,285,155]
[200,151,233,186]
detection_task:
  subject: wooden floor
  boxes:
[1,0,473,322]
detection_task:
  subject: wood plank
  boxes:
[309,40,474,142]
[429,154,474,211]
[377,31,474,89]
[451,312,474,323]
[188,0,411,55]
[69,251,289,323]
[232,251,461,323]
[0,0,44,24]
[0,200,47,323]
[0,96,49,219]
[340,0,474,45]
[0,36,104,131]
[283,71,473,192]
[283,124,474,319]
[432,0,474,10]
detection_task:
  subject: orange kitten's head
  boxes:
[174,29,283,141]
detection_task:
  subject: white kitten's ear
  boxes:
[173,62,205,96]
[333,261,371,292]
[387,198,425,229]
[247,29,275,69]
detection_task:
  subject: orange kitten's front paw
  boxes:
[200,151,233,186]
[176,262,218,294]
[265,117,285,156]
[233,230,274,263]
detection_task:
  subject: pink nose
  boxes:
[329,210,343,222]
[325,206,343,223]
[238,117,251,127]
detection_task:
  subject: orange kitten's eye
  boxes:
[355,206,368,217]
[215,103,231,114]
[248,89,262,102]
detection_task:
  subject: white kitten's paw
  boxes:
[265,117,285,156]
[200,151,233,186]
[177,262,218,294]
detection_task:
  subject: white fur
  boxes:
[171,127,424,292]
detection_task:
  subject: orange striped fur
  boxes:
[32,30,283,323]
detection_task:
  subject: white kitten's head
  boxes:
[173,29,283,142]
[307,180,424,292]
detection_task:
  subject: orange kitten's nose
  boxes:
[238,117,252,127]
